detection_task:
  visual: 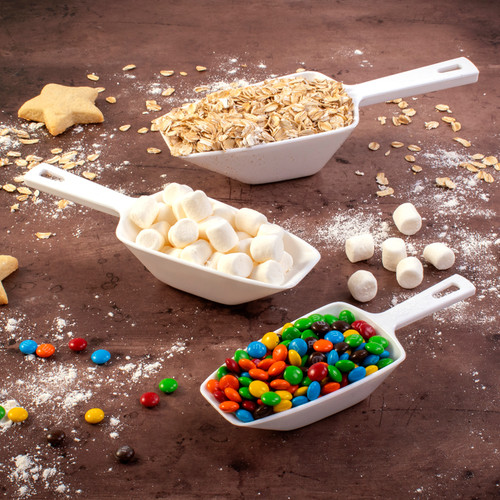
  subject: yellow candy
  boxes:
[7,407,28,422]
[273,400,293,413]
[248,380,269,398]
[293,386,308,397]
[275,390,293,401]
[343,329,358,337]
[261,331,280,350]
[288,349,302,367]
[365,365,378,376]
[84,408,105,424]
[281,322,294,333]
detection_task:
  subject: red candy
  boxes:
[213,389,227,403]
[68,338,88,352]
[225,358,240,374]
[307,362,328,381]
[352,321,377,340]
[140,392,160,408]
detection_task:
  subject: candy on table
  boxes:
[68,337,88,352]
[140,392,160,407]
[36,343,55,358]
[91,349,111,365]
[115,445,135,464]
[392,202,422,236]
[159,378,178,394]
[7,407,28,422]
[85,408,105,424]
[206,310,394,422]
[0,405,5,419]
[19,339,38,355]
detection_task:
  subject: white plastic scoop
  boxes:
[200,274,475,430]
[24,164,320,304]
[163,57,478,184]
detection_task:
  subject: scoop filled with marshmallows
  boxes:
[128,183,293,286]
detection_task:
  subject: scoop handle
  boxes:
[371,274,475,332]
[348,57,479,107]
[23,163,132,217]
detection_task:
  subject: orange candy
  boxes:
[224,387,242,403]
[272,344,288,362]
[257,358,274,371]
[206,379,219,393]
[219,401,239,413]
[270,378,291,391]
[321,382,341,395]
[219,374,239,390]
[248,368,269,381]
[268,361,286,377]
[238,358,256,372]
[36,343,55,358]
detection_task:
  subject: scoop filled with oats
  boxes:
[154,58,478,184]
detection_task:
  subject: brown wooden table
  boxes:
[1,1,498,498]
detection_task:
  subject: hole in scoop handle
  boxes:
[372,274,475,332]
[23,163,131,217]
[349,57,479,107]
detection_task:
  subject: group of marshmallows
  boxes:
[346,202,455,302]
[128,183,293,285]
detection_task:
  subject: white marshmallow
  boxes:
[198,216,224,240]
[135,228,165,251]
[129,196,160,229]
[206,251,224,270]
[168,218,199,248]
[393,203,422,236]
[154,203,177,226]
[382,237,407,272]
[280,251,294,273]
[345,233,374,263]
[250,260,285,285]
[162,182,193,204]
[150,221,170,238]
[423,242,455,270]
[212,201,236,226]
[206,218,239,253]
[162,246,182,259]
[257,223,285,238]
[180,239,213,266]
[347,270,378,302]
[235,207,267,236]
[172,197,187,220]
[250,235,284,263]
[230,237,253,256]
[237,231,252,241]
[216,253,253,278]
[396,256,424,289]
[180,190,213,222]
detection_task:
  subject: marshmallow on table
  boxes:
[136,228,165,251]
[382,237,407,272]
[423,242,455,270]
[217,252,253,278]
[129,196,160,229]
[235,208,267,236]
[154,203,177,226]
[180,239,213,266]
[168,218,199,248]
[393,203,422,236]
[250,235,284,263]
[205,218,239,253]
[345,233,374,263]
[396,256,424,289]
[347,270,378,302]
[180,190,213,222]
[162,182,193,204]
[250,260,285,285]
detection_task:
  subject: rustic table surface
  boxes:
[0,1,498,498]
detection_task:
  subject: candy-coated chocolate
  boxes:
[219,401,239,412]
[313,339,333,353]
[323,314,338,325]
[238,387,254,400]
[335,359,355,372]
[294,317,313,331]
[238,358,256,372]
[248,368,269,381]
[159,378,178,394]
[0,406,5,420]
[36,343,55,358]
[344,333,364,348]
[19,340,38,355]
[283,365,303,385]
[288,338,308,356]
[350,349,369,364]
[213,389,227,403]
[85,408,104,424]
[248,380,269,398]
[246,341,267,359]
[282,326,301,341]
[273,400,293,412]
[370,335,389,349]
[365,365,379,376]
[219,374,239,390]
[261,332,280,350]
[235,409,254,423]
[254,404,274,419]
[115,445,135,463]
[306,381,321,400]
[307,362,328,382]
[365,342,384,355]
[339,309,356,324]
[206,379,219,393]
[68,338,87,352]
[306,352,327,365]
[224,387,242,402]
[46,429,65,447]
[308,314,323,322]
[357,322,377,340]
[324,330,344,344]
[268,361,286,377]
[256,357,274,370]
[293,386,308,397]
[377,358,395,369]
[333,342,350,354]
[348,366,367,383]
[310,321,331,336]
[241,400,257,412]
[292,395,309,407]
[261,391,281,406]
[216,366,230,380]
[321,382,340,395]
[288,349,302,367]
[270,379,291,391]
[140,392,160,408]
[225,357,240,374]
[7,407,28,422]
[238,376,252,387]
[330,320,351,333]
[301,330,318,341]
[91,349,111,365]
[272,344,288,362]
[326,350,339,365]
[275,390,293,401]
[363,354,380,366]
[234,349,250,362]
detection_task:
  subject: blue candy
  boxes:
[326,349,339,365]
[348,366,367,383]
[246,341,267,359]
[307,381,321,401]
[292,395,309,407]
[379,350,390,358]
[363,354,380,367]
[91,349,111,365]
[339,352,350,361]
[235,409,254,423]
[288,338,308,357]
[19,340,38,355]
[324,330,344,344]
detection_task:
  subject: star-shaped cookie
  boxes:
[0,255,18,305]
[18,83,104,136]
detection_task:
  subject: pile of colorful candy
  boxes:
[205,310,394,423]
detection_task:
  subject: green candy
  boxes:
[301,376,312,386]
[301,355,309,366]
[238,387,255,400]
[159,378,178,394]
[234,349,251,362]
[323,314,338,325]
[365,342,384,355]
[261,391,281,406]
[0,406,5,420]
[294,317,313,331]
[308,313,323,322]
[284,365,303,385]
[280,340,291,348]
[216,366,230,380]
[344,333,364,348]
[370,335,389,349]
[339,309,356,324]
[327,365,342,383]
[377,358,394,369]
[300,329,317,340]
[238,376,252,387]
[282,326,301,341]
[335,359,355,372]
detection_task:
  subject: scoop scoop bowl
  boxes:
[164,57,478,184]
[24,163,320,304]
[200,274,475,430]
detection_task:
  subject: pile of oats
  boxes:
[154,76,354,156]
